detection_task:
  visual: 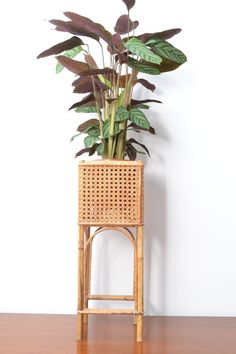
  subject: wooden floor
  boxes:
[0,314,236,354]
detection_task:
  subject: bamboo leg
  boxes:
[77,225,85,340]
[136,225,143,342]
[133,243,138,325]
[84,227,91,323]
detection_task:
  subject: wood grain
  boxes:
[0,314,236,354]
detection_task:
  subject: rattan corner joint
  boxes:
[77,160,144,342]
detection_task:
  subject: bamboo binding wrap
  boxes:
[78,160,144,226]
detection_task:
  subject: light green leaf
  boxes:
[116,106,129,122]
[147,39,187,64]
[56,45,83,74]
[70,133,82,142]
[98,75,112,89]
[129,108,151,129]
[118,90,126,105]
[75,106,98,113]
[87,126,100,137]
[124,37,162,64]
[103,120,110,138]
[96,143,105,155]
[84,135,99,148]
[103,120,121,138]
[128,57,160,75]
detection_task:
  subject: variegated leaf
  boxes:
[129,108,150,129]
[147,39,187,64]
[128,57,160,75]
[124,37,162,65]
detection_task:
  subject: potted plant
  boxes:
[37,0,187,342]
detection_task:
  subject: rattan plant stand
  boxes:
[77,160,144,342]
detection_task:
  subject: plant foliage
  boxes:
[37,0,187,160]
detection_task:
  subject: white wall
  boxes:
[0,0,235,316]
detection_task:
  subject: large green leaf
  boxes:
[87,126,100,137]
[159,59,181,73]
[129,108,150,129]
[128,57,160,75]
[56,45,83,73]
[128,122,156,134]
[116,106,129,122]
[147,39,187,64]
[84,135,99,148]
[75,106,98,113]
[103,120,121,138]
[124,37,162,65]
[96,143,105,155]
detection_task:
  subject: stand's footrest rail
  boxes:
[87,294,134,301]
[77,308,143,315]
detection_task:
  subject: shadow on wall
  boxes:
[144,173,167,315]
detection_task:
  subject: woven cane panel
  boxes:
[78,161,144,226]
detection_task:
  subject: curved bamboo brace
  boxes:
[84,226,136,251]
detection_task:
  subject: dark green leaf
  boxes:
[124,37,162,64]
[37,36,84,59]
[128,122,156,134]
[75,106,98,113]
[103,120,121,138]
[131,104,149,109]
[84,135,99,148]
[128,57,160,75]
[116,106,129,122]
[159,58,181,73]
[148,39,187,64]
[87,126,100,137]
[129,108,151,129]
[127,138,150,157]
[103,120,110,138]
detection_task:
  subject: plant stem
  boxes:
[91,77,103,140]
[116,70,137,158]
